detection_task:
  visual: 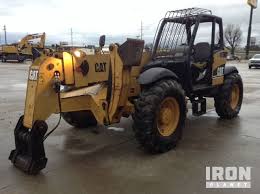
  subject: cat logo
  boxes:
[95,62,106,72]
[29,69,39,81]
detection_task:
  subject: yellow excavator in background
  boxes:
[0,32,45,62]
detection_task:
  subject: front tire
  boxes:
[214,73,243,119]
[133,79,186,153]
[61,111,97,128]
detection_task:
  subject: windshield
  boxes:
[253,54,260,59]
[153,21,190,59]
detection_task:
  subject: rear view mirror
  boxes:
[99,35,106,48]
[193,42,211,62]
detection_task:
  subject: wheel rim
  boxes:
[157,97,180,137]
[230,84,240,110]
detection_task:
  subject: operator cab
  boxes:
[149,8,225,93]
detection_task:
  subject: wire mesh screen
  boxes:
[152,8,212,58]
[155,22,188,57]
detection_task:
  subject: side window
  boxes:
[215,23,220,45]
[214,22,223,50]
[194,22,212,45]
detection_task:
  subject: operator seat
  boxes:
[191,42,211,83]
[173,44,189,58]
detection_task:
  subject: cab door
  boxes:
[211,18,228,86]
[191,19,215,87]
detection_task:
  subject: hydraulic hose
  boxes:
[43,72,62,141]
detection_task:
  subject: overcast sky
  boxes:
[0,0,259,45]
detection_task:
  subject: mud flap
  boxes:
[9,116,48,174]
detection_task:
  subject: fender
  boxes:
[138,67,179,85]
[224,66,238,76]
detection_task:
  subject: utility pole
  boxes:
[246,6,254,59]
[246,0,258,59]
[3,25,7,44]
[70,28,73,47]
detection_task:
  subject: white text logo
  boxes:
[206,166,251,189]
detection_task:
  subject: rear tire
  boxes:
[214,73,243,119]
[133,79,186,153]
[61,111,97,128]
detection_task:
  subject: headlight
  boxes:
[74,50,81,58]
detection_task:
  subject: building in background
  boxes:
[60,41,69,46]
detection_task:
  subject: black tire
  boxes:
[61,111,97,128]
[249,66,251,69]
[214,73,243,119]
[133,79,186,153]
[2,55,6,62]
[18,55,26,63]
[61,86,97,128]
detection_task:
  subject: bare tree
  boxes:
[224,24,242,56]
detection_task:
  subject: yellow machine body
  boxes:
[23,44,150,128]
[2,45,19,54]
[22,43,227,129]
[211,50,228,86]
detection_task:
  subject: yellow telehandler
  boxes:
[9,8,243,174]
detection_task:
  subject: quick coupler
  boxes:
[9,116,48,175]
